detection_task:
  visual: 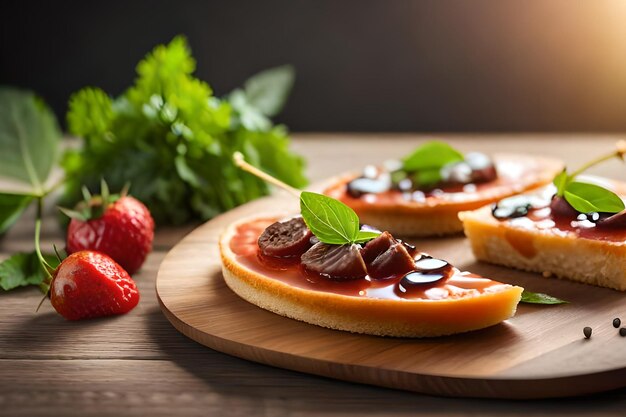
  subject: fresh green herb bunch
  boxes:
[63,36,307,225]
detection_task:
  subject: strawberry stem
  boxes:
[34,197,54,276]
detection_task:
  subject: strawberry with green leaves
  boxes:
[50,250,140,320]
[61,182,155,275]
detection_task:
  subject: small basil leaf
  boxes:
[563,181,625,214]
[552,170,569,197]
[0,192,33,235]
[353,230,381,244]
[520,290,567,305]
[300,191,359,245]
[412,168,442,187]
[402,141,464,172]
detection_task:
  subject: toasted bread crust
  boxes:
[220,217,523,337]
[324,154,563,237]
[461,205,626,291]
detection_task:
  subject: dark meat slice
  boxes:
[258,217,313,258]
[301,242,367,280]
[597,210,626,229]
[465,152,498,183]
[440,153,498,186]
[360,231,394,264]
[549,196,579,219]
[398,239,419,258]
[360,231,416,279]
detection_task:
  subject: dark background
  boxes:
[2,0,626,132]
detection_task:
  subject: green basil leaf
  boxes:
[0,252,58,292]
[402,141,464,172]
[242,65,295,117]
[412,168,443,187]
[563,181,625,214]
[0,87,61,195]
[552,169,569,197]
[353,230,381,244]
[520,290,568,305]
[0,192,33,235]
[300,191,360,245]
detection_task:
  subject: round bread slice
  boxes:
[324,154,563,237]
[460,178,626,291]
[220,216,523,337]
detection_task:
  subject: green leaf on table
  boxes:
[402,141,464,172]
[300,191,379,245]
[0,87,61,195]
[0,192,33,235]
[242,65,295,117]
[520,290,567,305]
[0,252,59,292]
[563,181,625,214]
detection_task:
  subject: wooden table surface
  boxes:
[2,134,626,417]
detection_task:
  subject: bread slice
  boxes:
[220,216,523,337]
[460,181,626,291]
[324,154,563,237]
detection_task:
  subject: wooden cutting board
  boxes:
[156,193,626,399]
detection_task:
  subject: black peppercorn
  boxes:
[583,327,592,339]
[620,328,626,337]
[613,318,621,328]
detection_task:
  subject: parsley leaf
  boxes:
[63,36,307,225]
[300,191,379,245]
[520,290,567,305]
[229,65,295,131]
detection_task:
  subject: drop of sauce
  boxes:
[414,257,449,272]
[396,258,452,297]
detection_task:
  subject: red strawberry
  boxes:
[65,193,154,275]
[50,251,140,320]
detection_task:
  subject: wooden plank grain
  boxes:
[1,359,626,417]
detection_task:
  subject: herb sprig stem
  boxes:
[569,150,622,179]
[233,152,380,245]
[233,152,301,198]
